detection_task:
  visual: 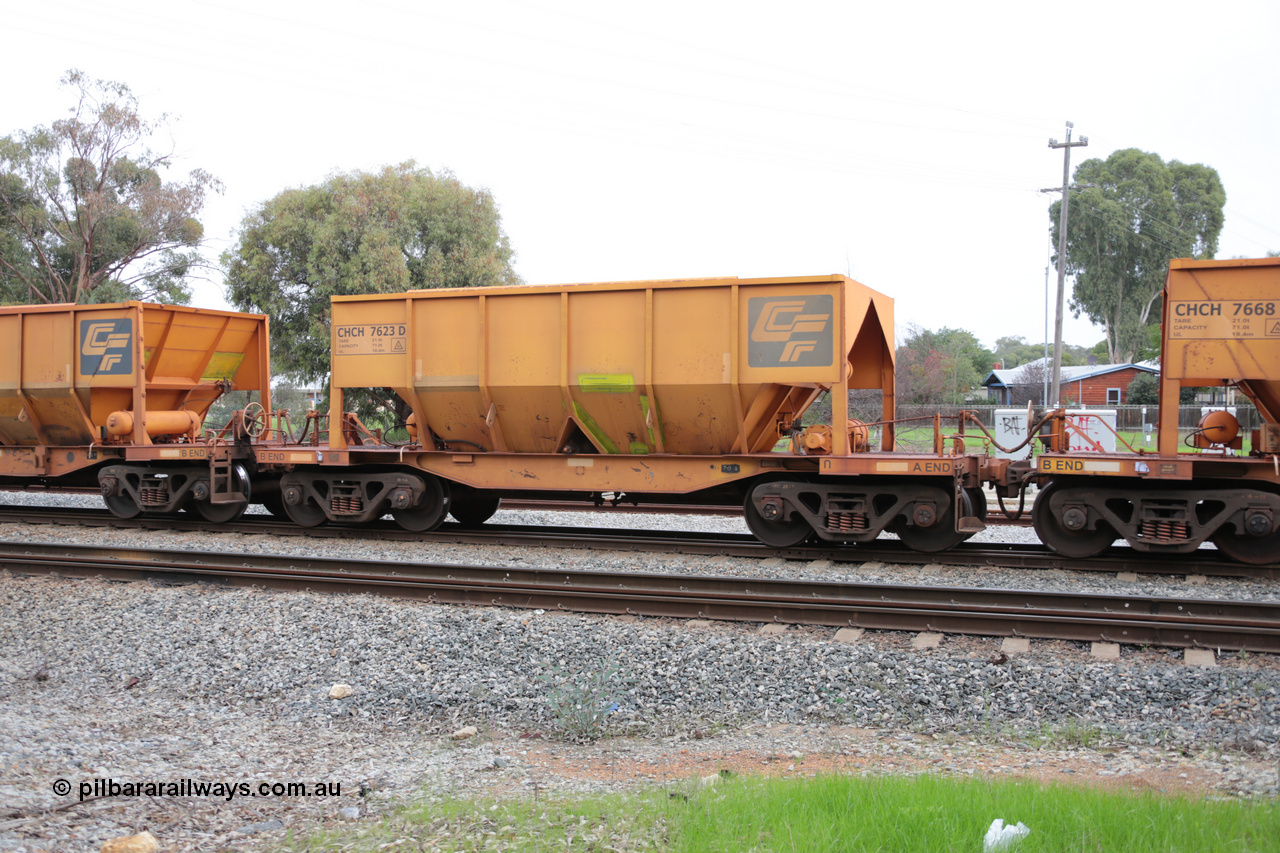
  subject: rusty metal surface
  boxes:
[2,540,1276,653]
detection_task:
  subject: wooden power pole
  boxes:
[1047,122,1088,406]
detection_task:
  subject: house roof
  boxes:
[982,358,1158,388]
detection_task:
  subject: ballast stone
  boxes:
[100,831,158,853]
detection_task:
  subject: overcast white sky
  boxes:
[4,0,1278,353]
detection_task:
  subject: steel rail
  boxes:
[1,540,1276,652]
[0,492,1032,525]
[498,500,1035,526]
[0,504,1276,578]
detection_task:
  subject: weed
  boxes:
[1031,719,1105,749]
[539,659,629,743]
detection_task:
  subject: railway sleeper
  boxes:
[1035,481,1280,564]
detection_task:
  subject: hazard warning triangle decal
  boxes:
[1269,320,1280,336]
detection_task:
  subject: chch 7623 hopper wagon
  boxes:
[259,274,999,550]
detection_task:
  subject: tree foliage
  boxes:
[1052,148,1225,365]
[994,359,1048,406]
[992,335,1043,370]
[895,325,994,406]
[223,162,520,385]
[1127,372,1198,405]
[1126,373,1160,405]
[0,70,220,305]
[993,335,1096,371]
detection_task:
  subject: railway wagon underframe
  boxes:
[258,446,986,552]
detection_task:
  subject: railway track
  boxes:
[500,499,1038,526]
[0,503,1275,579]
[2,540,1276,653]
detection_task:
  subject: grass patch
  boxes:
[272,772,1280,852]
[676,774,1279,852]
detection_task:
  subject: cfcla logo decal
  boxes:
[747,295,833,367]
[80,319,133,376]
[751,301,829,341]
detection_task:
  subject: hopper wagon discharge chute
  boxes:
[0,301,272,522]
[263,274,997,551]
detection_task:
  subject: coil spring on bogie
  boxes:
[1139,519,1191,541]
[330,496,364,515]
[826,512,868,532]
[139,487,168,506]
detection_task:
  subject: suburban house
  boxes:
[981,359,1158,406]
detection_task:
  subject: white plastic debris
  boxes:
[983,818,1030,851]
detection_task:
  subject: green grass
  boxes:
[273,773,1280,852]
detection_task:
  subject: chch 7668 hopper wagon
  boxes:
[1030,257,1280,565]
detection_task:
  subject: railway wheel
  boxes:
[897,488,970,553]
[193,465,250,524]
[954,487,988,543]
[1031,481,1116,558]
[744,479,813,548]
[1211,525,1280,566]
[104,493,143,520]
[281,479,328,528]
[392,475,451,532]
[450,489,501,527]
[966,488,988,523]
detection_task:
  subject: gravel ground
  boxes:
[0,494,1277,852]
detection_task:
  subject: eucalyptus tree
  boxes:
[223,161,520,385]
[0,70,221,305]
[1050,148,1224,364]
